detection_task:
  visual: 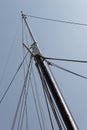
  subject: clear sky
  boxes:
[0,0,87,130]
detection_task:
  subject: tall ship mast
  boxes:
[21,12,78,130]
[2,12,87,130]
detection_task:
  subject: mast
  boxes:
[21,12,78,130]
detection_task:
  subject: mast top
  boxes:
[21,11,37,44]
[21,11,42,56]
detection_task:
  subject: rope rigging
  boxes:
[46,60,87,80]
[25,14,87,27]
[11,55,32,130]
[0,52,28,105]
[36,61,67,130]
[0,12,83,130]
[31,65,48,130]
[46,63,68,130]
[36,63,55,130]
[41,56,87,63]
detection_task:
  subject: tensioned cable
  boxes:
[31,65,47,130]
[18,56,33,130]
[0,21,20,87]
[25,14,87,27]
[17,90,25,130]
[41,56,87,63]
[11,56,32,130]
[43,87,55,130]
[25,103,28,130]
[46,60,87,80]
[36,63,55,130]
[17,55,33,130]
[47,63,67,130]
[36,63,63,130]
[0,52,28,105]
[47,64,66,130]
[30,80,43,130]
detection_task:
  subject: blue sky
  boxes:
[0,0,87,130]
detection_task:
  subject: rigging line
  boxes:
[30,80,43,130]
[37,65,55,130]
[43,87,55,130]
[0,52,28,105]
[0,21,20,87]
[17,87,26,130]
[31,66,47,130]
[19,94,26,130]
[17,89,25,130]
[18,57,33,130]
[22,45,26,80]
[36,63,63,130]
[47,64,67,130]
[18,49,29,130]
[17,84,28,130]
[25,102,28,130]
[46,60,87,80]
[25,14,87,27]
[22,18,26,79]
[23,43,34,57]
[43,78,63,130]
[19,60,33,130]
[11,56,32,130]
[35,63,54,130]
[41,56,87,63]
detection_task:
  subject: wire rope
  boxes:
[19,59,33,130]
[31,65,47,130]
[41,56,87,63]
[25,14,87,27]
[47,63,67,130]
[0,21,20,87]
[18,56,33,130]
[37,64,55,130]
[46,60,87,80]
[11,56,32,130]
[36,63,63,130]
[25,102,28,130]
[17,90,25,130]
[0,52,28,105]
[30,80,43,130]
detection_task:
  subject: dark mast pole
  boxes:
[22,12,78,130]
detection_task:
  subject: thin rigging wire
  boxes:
[46,60,87,80]
[25,14,87,27]
[36,63,55,130]
[47,63,67,130]
[41,56,87,63]
[32,65,47,130]
[18,56,33,130]
[11,56,32,130]
[36,63,63,130]
[20,21,29,130]
[30,80,43,130]
[43,88,54,130]
[0,21,20,87]
[17,89,25,130]
[19,94,27,130]
[25,100,28,130]
[0,52,28,105]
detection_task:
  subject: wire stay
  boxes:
[0,52,28,104]
[41,56,87,63]
[25,14,87,27]
[46,60,87,80]
[11,56,32,130]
